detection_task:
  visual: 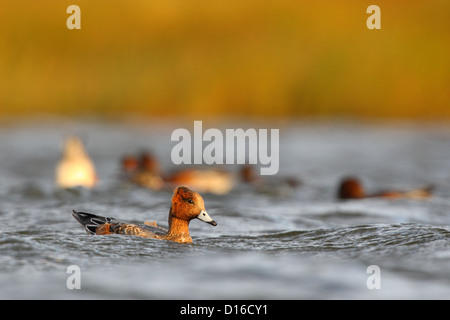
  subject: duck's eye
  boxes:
[186,199,194,204]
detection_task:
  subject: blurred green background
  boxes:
[0,0,449,120]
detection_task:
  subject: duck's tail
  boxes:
[72,210,113,235]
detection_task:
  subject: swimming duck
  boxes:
[120,151,234,195]
[337,177,433,200]
[129,152,164,190]
[164,167,235,195]
[72,186,217,243]
[55,136,98,189]
[121,154,140,175]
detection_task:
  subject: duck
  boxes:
[55,136,98,189]
[120,154,140,175]
[164,167,235,195]
[120,151,234,195]
[337,177,433,200]
[72,186,217,243]
[128,152,164,190]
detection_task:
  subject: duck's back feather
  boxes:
[72,210,167,237]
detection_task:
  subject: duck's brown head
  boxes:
[140,152,160,175]
[170,186,217,226]
[121,155,139,173]
[241,165,256,183]
[337,177,365,199]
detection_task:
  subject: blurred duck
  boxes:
[120,151,234,195]
[55,136,98,189]
[337,177,433,200]
[165,167,234,195]
[120,154,139,175]
[122,152,164,190]
[241,164,263,186]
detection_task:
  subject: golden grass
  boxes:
[0,1,449,120]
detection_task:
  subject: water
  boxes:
[1,117,450,299]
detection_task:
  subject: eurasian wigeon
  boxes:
[130,152,164,190]
[120,151,234,194]
[139,152,161,175]
[337,177,433,200]
[55,136,98,189]
[121,154,140,174]
[72,186,217,243]
[241,164,263,185]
